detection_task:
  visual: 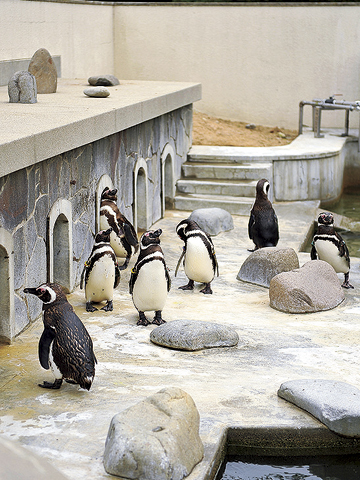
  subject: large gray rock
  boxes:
[28,48,57,94]
[103,387,204,480]
[0,436,68,480]
[150,319,239,351]
[269,260,345,313]
[189,208,233,236]
[83,86,110,98]
[237,247,299,288]
[8,71,37,103]
[278,379,360,437]
[88,74,120,86]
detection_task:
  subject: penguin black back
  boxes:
[248,178,279,250]
[24,283,97,390]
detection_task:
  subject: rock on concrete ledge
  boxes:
[103,387,204,480]
[278,379,360,437]
[188,208,233,236]
[237,247,299,288]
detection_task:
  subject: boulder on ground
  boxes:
[237,247,299,288]
[88,74,120,86]
[28,48,57,94]
[269,260,345,313]
[189,208,233,236]
[8,71,37,104]
[150,319,239,351]
[278,379,360,437]
[103,387,204,480]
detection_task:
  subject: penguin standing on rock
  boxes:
[23,283,97,390]
[81,228,120,312]
[248,178,279,251]
[311,211,353,289]
[175,219,219,294]
[129,229,171,326]
[99,187,139,270]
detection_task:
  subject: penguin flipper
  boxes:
[165,266,171,292]
[39,327,56,370]
[80,262,90,289]
[129,267,138,294]
[310,243,318,260]
[175,248,185,277]
[114,263,121,289]
[248,212,255,240]
[335,231,351,264]
[123,222,139,249]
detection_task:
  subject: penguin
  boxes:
[99,187,139,270]
[175,219,219,294]
[129,229,171,326]
[248,178,279,251]
[311,211,353,289]
[80,228,121,312]
[23,283,97,390]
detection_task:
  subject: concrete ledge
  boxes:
[0,78,201,177]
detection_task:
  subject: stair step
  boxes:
[188,145,277,164]
[176,178,257,197]
[181,162,272,180]
[174,193,254,215]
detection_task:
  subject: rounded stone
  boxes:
[150,319,239,351]
[188,208,233,236]
[28,48,57,94]
[8,71,37,104]
[88,75,120,86]
[237,247,299,288]
[83,86,110,98]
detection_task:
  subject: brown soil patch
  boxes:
[192,111,298,147]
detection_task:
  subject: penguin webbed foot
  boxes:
[200,283,213,295]
[39,378,63,389]
[342,274,354,289]
[178,279,194,291]
[137,312,151,326]
[152,311,166,325]
[101,300,113,312]
[86,302,97,312]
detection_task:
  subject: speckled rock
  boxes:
[83,86,110,98]
[28,48,57,94]
[188,208,233,236]
[237,247,299,288]
[278,379,360,437]
[269,260,345,313]
[103,387,204,480]
[88,74,120,86]
[8,71,37,103]
[150,319,239,351]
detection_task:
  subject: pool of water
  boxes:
[216,454,360,480]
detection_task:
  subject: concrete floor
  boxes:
[1,205,360,480]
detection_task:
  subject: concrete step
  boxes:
[181,162,272,181]
[188,145,279,164]
[174,193,254,215]
[176,178,257,197]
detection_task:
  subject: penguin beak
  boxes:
[152,229,162,238]
[24,287,40,296]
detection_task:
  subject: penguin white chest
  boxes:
[132,261,168,312]
[315,237,349,274]
[86,255,115,302]
[184,237,214,283]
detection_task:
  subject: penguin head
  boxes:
[24,283,66,304]
[140,229,162,248]
[256,179,270,198]
[95,228,112,244]
[176,219,200,242]
[101,187,118,202]
[318,212,334,226]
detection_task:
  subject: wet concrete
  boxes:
[1,205,360,480]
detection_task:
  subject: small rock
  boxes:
[83,86,110,98]
[88,75,120,86]
[237,247,299,288]
[28,48,57,94]
[8,71,37,104]
[269,260,345,313]
[246,123,256,130]
[278,379,360,437]
[103,387,204,480]
[189,208,233,236]
[150,319,239,351]
[278,132,286,138]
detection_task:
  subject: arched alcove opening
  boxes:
[0,229,14,343]
[136,167,147,232]
[96,174,114,234]
[48,199,73,293]
[161,144,176,214]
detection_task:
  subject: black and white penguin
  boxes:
[129,229,171,326]
[23,283,97,390]
[99,187,139,270]
[248,178,279,251]
[175,219,219,294]
[80,228,121,312]
[311,211,353,289]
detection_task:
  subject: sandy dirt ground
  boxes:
[192,111,298,147]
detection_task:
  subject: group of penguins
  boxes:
[23,180,354,391]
